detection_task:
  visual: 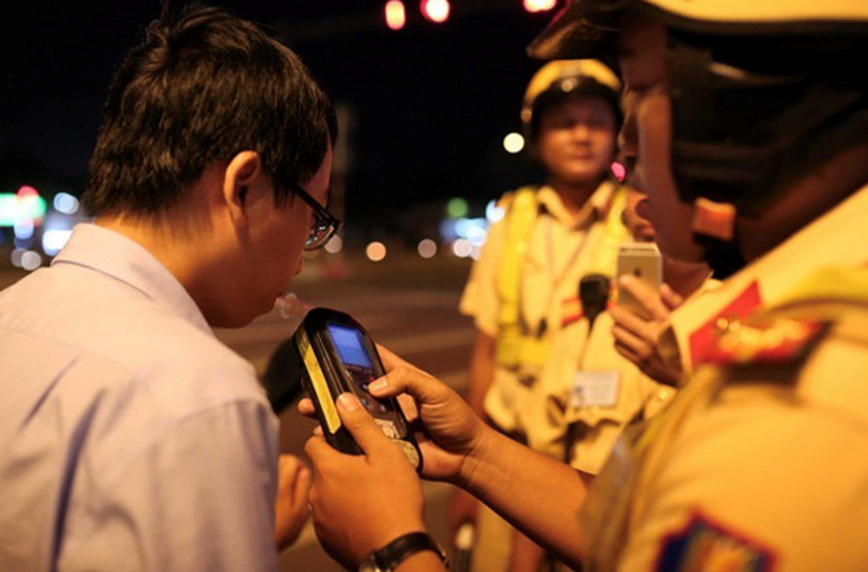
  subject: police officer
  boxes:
[454,58,629,572]
[302,1,868,571]
[531,0,868,568]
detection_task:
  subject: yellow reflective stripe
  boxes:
[586,184,630,277]
[497,187,538,319]
[297,328,341,433]
[496,186,539,367]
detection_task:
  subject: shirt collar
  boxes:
[536,180,616,229]
[52,223,213,336]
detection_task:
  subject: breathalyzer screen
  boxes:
[327,324,374,368]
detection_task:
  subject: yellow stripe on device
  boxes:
[297,327,341,433]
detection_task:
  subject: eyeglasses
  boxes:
[293,185,341,251]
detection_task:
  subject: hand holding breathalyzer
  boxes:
[295,308,423,470]
[301,344,489,484]
[303,345,488,569]
[305,393,428,569]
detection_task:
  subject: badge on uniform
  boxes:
[658,512,776,572]
[706,317,828,367]
[570,370,620,409]
[689,281,762,368]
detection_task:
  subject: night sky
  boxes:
[1,1,560,241]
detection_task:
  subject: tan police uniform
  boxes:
[581,183,868,572]
[460,181,627,439]
[459,180,635,572]
[536,310,676,474]
[658,186,868,379]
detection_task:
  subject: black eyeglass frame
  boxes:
[293,185,341,251]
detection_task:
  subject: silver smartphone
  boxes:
[616,242,662,319]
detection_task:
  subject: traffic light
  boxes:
[384,0,406,30]
[420,0,450,23]
[523,0,557,13]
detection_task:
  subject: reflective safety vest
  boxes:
[494,184,629,371]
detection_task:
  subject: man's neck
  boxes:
[662,255,712,300]
[549,178,602,218]
[95,214,209,301]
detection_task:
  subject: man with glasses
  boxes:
[0,5,337,571]
[295,184,342,252]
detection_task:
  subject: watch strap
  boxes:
[371,531,448,571]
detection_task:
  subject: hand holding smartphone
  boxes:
[616,242,663,320]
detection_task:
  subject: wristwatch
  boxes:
[358,532,449,572]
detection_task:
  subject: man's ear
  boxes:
[223,151,265,224]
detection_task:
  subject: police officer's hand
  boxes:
[298,345,492,483]
[274,454,312,551]
[610,274,684,385]
[305,393,428,569]
[369,345,492,483]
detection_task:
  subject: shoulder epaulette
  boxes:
[705,315,829,368]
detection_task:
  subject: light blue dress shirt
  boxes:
[0,224,280,571]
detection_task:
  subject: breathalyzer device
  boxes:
[293,307,423,471]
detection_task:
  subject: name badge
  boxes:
[570,370,620,409]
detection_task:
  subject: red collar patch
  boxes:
[705,317,827,367]
[689,281,762,368]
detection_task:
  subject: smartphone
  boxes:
[616,242,662,319]
[293,307,423,471]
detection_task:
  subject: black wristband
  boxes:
[368,532,448,571]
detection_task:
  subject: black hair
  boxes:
[83,4,337,217]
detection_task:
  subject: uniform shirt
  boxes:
[0,224,280,572]
[535,310,674,474]
[660,184,868,378]
[460,182,631,450]
[583,185,868,571]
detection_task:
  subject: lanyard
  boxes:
[535,210,597,336]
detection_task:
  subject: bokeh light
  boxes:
[421,0,450,23]
[452,238,472,258]
[21,250,43,271]
[486,199,505,224]
[503,132,525,154]
[325,234,344,254]
[446,197,469,219]
[366,241,387,262]
[43,229,73,256]
[523,0,557,12]
[54,192,81,215]
[417,238,437,259]
[385,0,406,30]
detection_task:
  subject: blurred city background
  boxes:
[1,1,570,568]
[0,0,570,273]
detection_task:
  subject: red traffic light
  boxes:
[523,0,557,12]
[385,0,407,30]
[420,0,450,23]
